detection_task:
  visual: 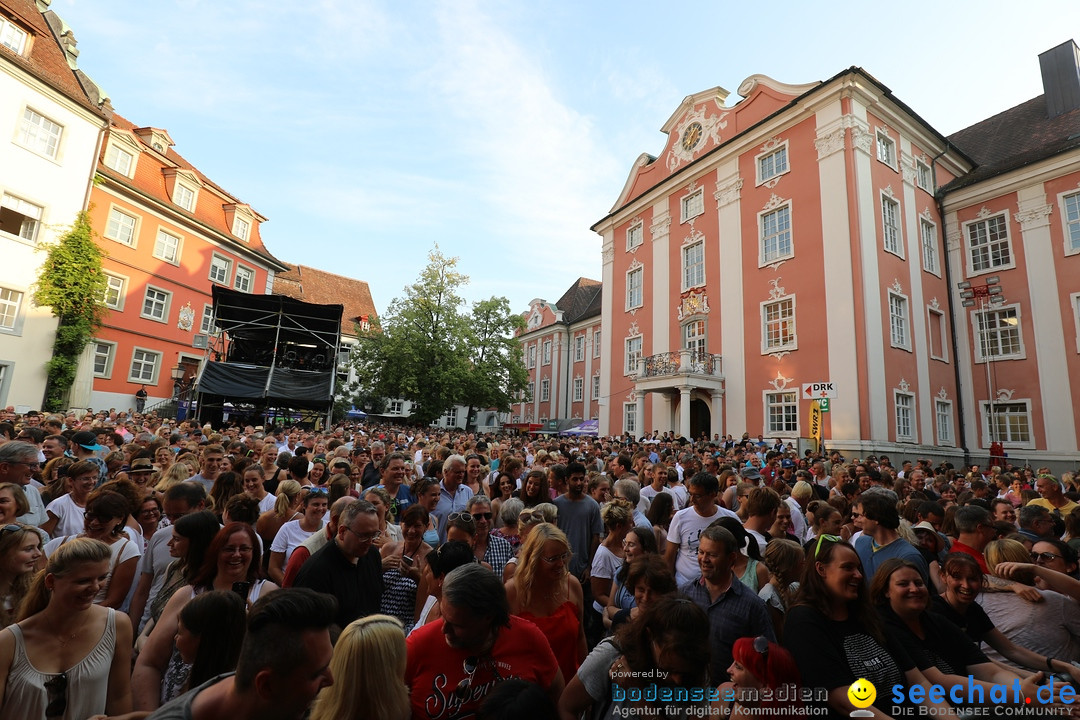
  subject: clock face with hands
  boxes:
[681,122,703,151]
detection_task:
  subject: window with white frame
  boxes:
[154,229,181,264]
[762,297,796,352]
[682,241,704,290]
[209,254,231,285]
[389,400,403,414]
[104,144,134,175]
[141,286,170,322]
[876,130,896,168]
[92,341,115,378]
[624,403,637,435]
[625,336,642,375]
[895,392,915,441]
[765,391,798,435]
[233,217,250,241]
[129,348,160,383]
[234,265,254,293]
[200,304,216,335]
[921,218,938,274]
[757,145,789,184]
[0,194,42,243]
[528,345,536,368]
[0,288,22,331]
[592,375,600,401]
[593,330,601,357]
[974,306,1022,360]
[916,160,932,192]
[527,381,534,400]
[626,267,643,310]
[1064,191,1080,254]
[626,222,643,251]
[760,205,792,264]
[935,399,953,445]
[888,291,910,350]
[17,108,62,159]
[928,307,947,361]
[174,183,195,212]
[0,16,28,54]
[542,340,552,365]
[1073,294,1080,354]
[540,379,550,402]
[101,274,125,310]
[984,401,1032,445]
[573,377,583,402]
[684,319,706,356]
[966,213,1012,272]
[882,194,902,256]
[680,187,704,223]
[574,335,584,362]
[447,407,458,426]
[105,208,137,247]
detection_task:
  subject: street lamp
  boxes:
[958,276,1005,448]
[170,364,185,400]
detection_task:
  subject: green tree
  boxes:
[33,210,108,411]
[461,296,529,427]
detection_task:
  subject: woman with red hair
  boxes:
[715,636,801,718]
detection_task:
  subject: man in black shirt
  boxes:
[293,499,383,631]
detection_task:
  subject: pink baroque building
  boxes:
[592,69,972,459]
[511,278,602,431]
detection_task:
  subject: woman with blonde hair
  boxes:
[505,522,586,683]
[255,479,303,564]
[154,462,192,495]
[0,537,133,720]
[310,614,409,720]
[0,524,41,629]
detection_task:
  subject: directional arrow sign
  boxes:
[802,382,837,399]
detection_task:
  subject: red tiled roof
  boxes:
[0,0,106,115]
[273,264,378,338]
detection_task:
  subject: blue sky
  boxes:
[51,0,1080,315]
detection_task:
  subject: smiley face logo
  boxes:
[847,678,876,709]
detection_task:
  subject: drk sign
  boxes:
[802,382,836,399]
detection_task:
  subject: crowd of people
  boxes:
[0,405,1079,719]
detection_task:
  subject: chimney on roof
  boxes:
[1039,40,1080,118]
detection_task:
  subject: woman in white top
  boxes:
[40,460,99,539]
[267,488,327,585]
[0,537,133,720]
[590,499,632,615]
[242,465,275,514]
[43,489,142,609]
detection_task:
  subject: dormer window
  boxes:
[1,16,28,54]
[233,217,250,241]
[104,145,133,175]
[162,168,201,213]
[223,203,257,243]
[174,183,195,211]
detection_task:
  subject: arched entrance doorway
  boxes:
[690,398,710,441]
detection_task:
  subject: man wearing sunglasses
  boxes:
[0,441,47,526]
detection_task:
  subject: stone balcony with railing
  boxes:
[638,350,722,379]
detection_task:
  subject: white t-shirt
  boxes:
[44,534,142,603]
[590,544,623,613]
[256,492,276,514]
[45,494,85,537]
[668,504,738,585]
[270,518,324,564]
[665,484,689,511]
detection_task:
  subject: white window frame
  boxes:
[527,381,535,400]
[209,254,232,285]
[104,143,134,176]
[174,182,196,212]
[682,240,705,291]
[0,16,29,54]
[625,336,642,375]
[626,221,643,251]
[935,399,954,446]
[104,207,138,247]
[92,340,116,379]
[624,402,637,435]
[542,340,552,366]
[684,319,707,356]
[102,273,126,311]
[1072,293,1080,354]
[761,296,797,354]
[626,266,643,310]
[153,228,182,265]
[527,345,536,369]
[593,330,601,358]
[875,129,897,170]
[574,335,584,362]
[759,203,793,266]
[1057,189,1080,256]
[573,377,583,402]
[881,193,903,257]
[234,264,255,293]
[16,107,62,160]
[128,347,161,384]
[233,217,251,241]
[141,285,171,323]
[680,187,704,223]
[888,290,911,351]
[963,211,1014,275]
[981,399,1034,449]
[0,193,43,244]
[927,307,948,362]
[894,391,916,442]
[540,378,550,402]
[973,304,1024,362]
[591,375,600,402]
[756,142,790,186]
[763,390,799,437]
[389,400,403,415]
[200,304,216,335]
[446,407,458,426]
[0,286,24,334]
[916,160,933,192]
[920,217,939,275]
